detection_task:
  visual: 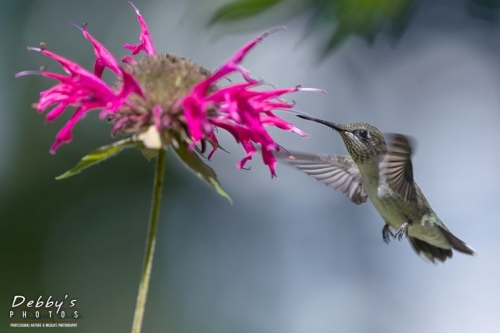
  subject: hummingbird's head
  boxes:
[297,115,386,163]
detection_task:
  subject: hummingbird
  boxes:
[280,115,477,263]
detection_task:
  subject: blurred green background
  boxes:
[1,0,499,332]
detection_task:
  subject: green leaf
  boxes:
[323,0,415,54]
[208,0,416,56]
[209,0,282,25]
[55,138,141,180]
[172,141,233,204]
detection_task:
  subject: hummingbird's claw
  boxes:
[382,224,394,244]
[395,222,410,241]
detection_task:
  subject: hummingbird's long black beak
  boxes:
[296,115,343,132]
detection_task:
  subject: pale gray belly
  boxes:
[362,175,411,226]
[367,189,409,229]
[363,179,451,248]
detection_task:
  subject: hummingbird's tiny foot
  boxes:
[382,224,394,244]
[395,222,410,241]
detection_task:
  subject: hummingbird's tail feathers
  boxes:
[437,226,479,257]
[408,237,452,263]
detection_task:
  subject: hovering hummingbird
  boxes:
[280,115,477,263]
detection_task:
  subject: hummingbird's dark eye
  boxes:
[356,130,368,139]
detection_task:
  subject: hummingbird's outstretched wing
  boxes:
[382,134,417,203]
[277,150,367,205]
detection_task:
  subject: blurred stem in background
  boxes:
[132,149,167,333]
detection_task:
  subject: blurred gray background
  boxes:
[1,0,499,332]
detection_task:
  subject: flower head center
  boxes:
[129,54,210,112]
[112,54,212,138]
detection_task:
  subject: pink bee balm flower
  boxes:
[16,3,323,177]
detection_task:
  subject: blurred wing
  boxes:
[382,133,417,203]
[278,150,367,205]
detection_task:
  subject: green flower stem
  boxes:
[132,149,167,333]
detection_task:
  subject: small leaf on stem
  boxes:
[172,140,233,204]
[55,138,141,180]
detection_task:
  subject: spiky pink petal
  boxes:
[50,102,100,154]
[38,48,116,96]
[80,23,121,77]
[124,2,156,56]
[152,105,163,131]
[21,39,143,152]
[121,55,136,65]
[177,29,313,176]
